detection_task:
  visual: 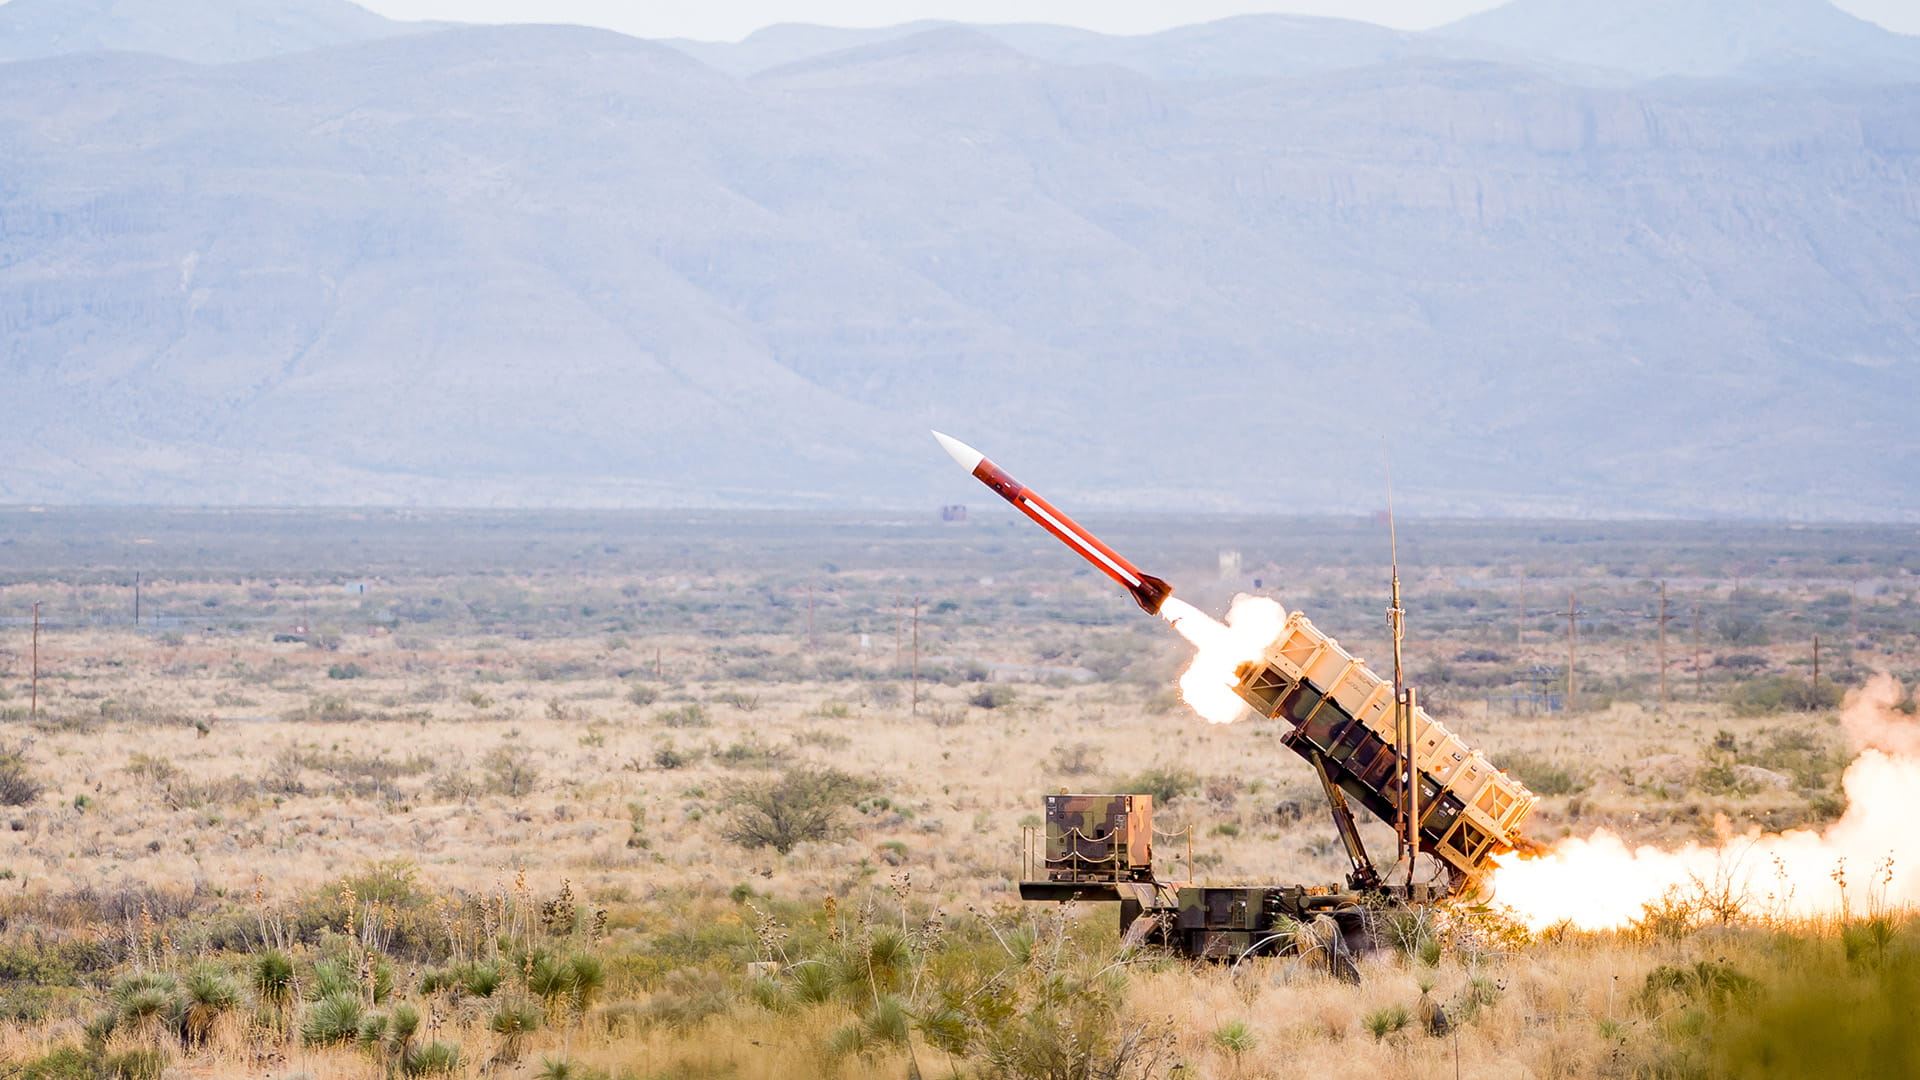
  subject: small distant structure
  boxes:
[940,505,968,523]
[1218,549,1242,579]
[1487,666,1564,714]
[344,582,370,595]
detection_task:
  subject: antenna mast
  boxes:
[1385,453,1418,887]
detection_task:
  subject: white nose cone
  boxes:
[931,430,984,473]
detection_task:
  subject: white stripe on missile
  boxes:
[1020,497,1142,587]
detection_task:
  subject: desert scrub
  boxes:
[719,765,879,854]
[0,741,43,806]
[1121,766,1199,803]
[482,744,540,796]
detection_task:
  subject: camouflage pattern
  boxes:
[1043,793,1154,884]
[1169,886,1367,964]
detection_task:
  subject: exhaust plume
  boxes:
[1161,595,1286,725]
[1490,674,1920,930]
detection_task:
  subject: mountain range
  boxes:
[0,0,1916,518]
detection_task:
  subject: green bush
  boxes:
[1363,1004,1411,1040]
[967,685,1018,710]
[401,1041,461,1077]
[1729,676,1843,716]
[303,992,365,1046]
[0,742,43,806]
[655,704,709,728]
[482,745,540,796]
[1501,753,1588,796]
[19,1045,99,1080]
[1122,767,1199,804]
[720,766,879,854]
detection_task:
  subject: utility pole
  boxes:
[1654,582,1669,710]
[893,593,902,666]
[133,572,141,627]
[806,581,815,653]
[1812,635,1821,695]
[1516,567,1526,656]
[910,598,920,717]
[1562,591,1584,713]
[1693,600,1704,699]
[31,602,41,720]
[1848,578,1860,675]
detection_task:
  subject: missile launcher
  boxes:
[932,430,1537,962]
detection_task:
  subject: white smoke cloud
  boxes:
[1490,674,1920,930]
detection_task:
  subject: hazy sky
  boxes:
[356,0,1920,41]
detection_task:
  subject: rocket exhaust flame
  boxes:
[1160,595,1287,725]
[1489,674,1920,930]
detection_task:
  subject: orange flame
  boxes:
[1489,675,1920,930]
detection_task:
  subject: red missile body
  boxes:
[933,431,1174,615]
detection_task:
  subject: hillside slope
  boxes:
[1,23,1917,516]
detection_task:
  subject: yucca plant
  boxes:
[488,999,542,1063]
[459,960,503,998]
[358,1002,421,1079]
[178,964,241,1048]
[303,991,365,1046]
[401,1040,461,1077]
[253,949,294,999]
[792,960,839,1005]
[564,953,605,1017]
[111,972,179,1041]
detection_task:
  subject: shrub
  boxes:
[720,766,879,854]
[0,742,43,807]
[483,745,540,797]
[968,685,1018,710]
[1502,753,1589,796]
[19,1045,100,1080]
[327,663,366,680]
[649,740,701,770]
[178,964,239,1047]
[1212,1018,1258,1055]
[402,1041,461,1077]
[488,1001,542,1063]
[1363,1004,1411,1040]
[1122,767,1200,804]
[625,684,660,707]
[1729,676,1843,716]
[304,992,365,1046]
[712,735,791,770]
[253,951,294,1011]
[655,704,708,728]
[1048,741,1105,776]
[104,1049,165,1080]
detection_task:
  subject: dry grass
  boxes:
[0,529,1913,1078]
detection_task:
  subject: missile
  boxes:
[932,431,1174,615]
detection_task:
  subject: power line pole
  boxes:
[133,572,141,626]
[1812,635,1821,696]
[1516,567,1526,656]
[1655,582,1669,710]
[1693,600,1704,699]
[910,598,920,717]
[31,602,41,720]
[806,581,815,653]
[1562,591,1584,713]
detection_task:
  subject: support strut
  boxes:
[1310,751,1379,891]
